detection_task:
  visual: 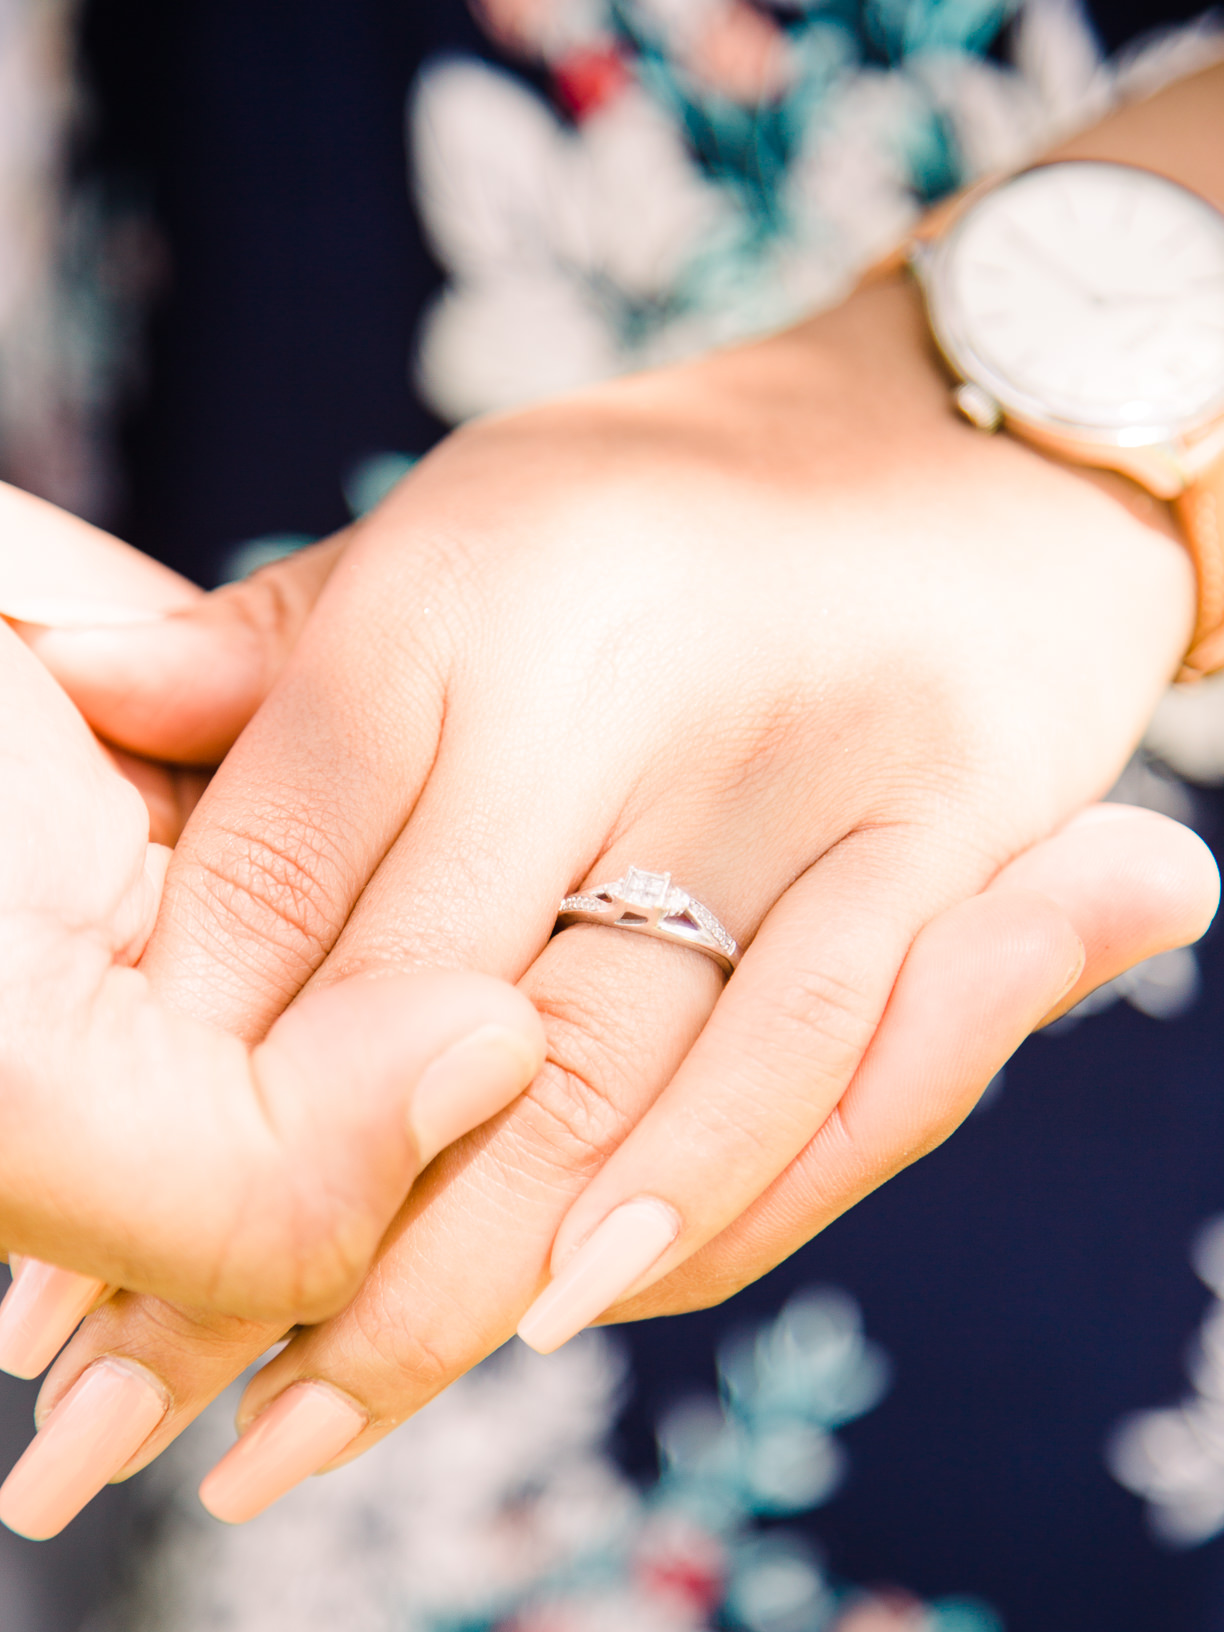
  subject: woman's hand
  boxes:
[0,484,546,1537]
[15,259,1216,1531]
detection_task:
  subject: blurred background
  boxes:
[2,2,1224,1627]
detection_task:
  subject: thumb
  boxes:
[0,968,546,1367]
[26,537,346,765]
[0,968,544,1541]
[0,480,197,625]
[253,969,548,1277]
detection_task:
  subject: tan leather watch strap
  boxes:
[1174,450,1224,680]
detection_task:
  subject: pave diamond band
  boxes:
[557,867,740,976]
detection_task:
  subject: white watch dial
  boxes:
[931,160,1224,437]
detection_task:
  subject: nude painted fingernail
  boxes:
[409,1025,540,1166]
[198,1383,367,1525]
[0,1360,167,1540]
[0,1261,108,1379]
[517,1198,681,1355]
[0,598,169,628]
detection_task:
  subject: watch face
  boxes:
[928,160,1224,440]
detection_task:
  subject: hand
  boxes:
[0,483,546,1536]
[13,272,1216,1534]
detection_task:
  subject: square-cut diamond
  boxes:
[621,868,671,908]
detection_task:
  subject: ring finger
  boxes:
[189,820,1116,1522]
[9,808,1209,1530]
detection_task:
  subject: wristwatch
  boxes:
[909,159,1224,680]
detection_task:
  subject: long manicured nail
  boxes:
[0,598,169,628]
[198,1383,367,1524]
[517,1198,681,1355]
[0,1262,109,1380]
[0,1360,167,1539]
[409,1025,540,1166]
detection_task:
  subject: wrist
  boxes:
[1053,62,1224,214]
[715,271,1198,692]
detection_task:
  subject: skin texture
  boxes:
[4,65,1223,1524]
[0,485,548,1316]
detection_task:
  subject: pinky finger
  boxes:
[615,805,1219,1318]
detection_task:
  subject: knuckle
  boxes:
[812,1102,876,1186]
[761,963,880,1087]
[494,1059,626,1196]
[498,994,645,1189]
[178,812,353,988]
[76,1290,277,1385]
[216,556,323,673]
[121,1293,272,1360]
[348,1291,463,1419]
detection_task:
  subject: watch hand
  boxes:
[1107,292,1175,308]
[1120,317,1164,352]
[1004,226,1106,306]
[1007,231,1185,314]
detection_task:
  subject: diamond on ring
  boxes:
[557,868,740,975]
[621,867,673,911]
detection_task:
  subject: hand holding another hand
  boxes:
[0,270,1212,1534]
[0,486,546,1535]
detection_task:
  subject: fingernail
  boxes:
[1064,804,1145,829]
[198,1383,367,1524]
[1059,940,1087,996]
[0,1360,167,1539]
[409,1025,540,1166]
[0,1261,108,1379]
[517,1198,681,1355]
[0,598,169,629]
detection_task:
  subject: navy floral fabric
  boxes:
[10,4,1214,1628]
